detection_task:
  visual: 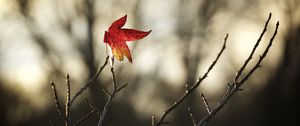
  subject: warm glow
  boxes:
[1,0,298,125]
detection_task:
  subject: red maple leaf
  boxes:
[104,15,151,63]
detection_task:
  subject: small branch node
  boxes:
[84,98,100,116]
[102,89,112,96]
[115,83,128,93]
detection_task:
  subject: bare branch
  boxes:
[197,15,279,126]
[70,56,109,106]
[84,98,101,116]
[102,89,112,96]
[234,13,272,82]
[155,34,228,126]
[65,74,70,126]
[72,98,100,126]
[238,21,279,85]
[50,81,68,123]
[97,96,112,126]
[115,83,128,93]
[110,67,117,91]
[73,110,96,126]
[200,92,211,113]
[188,107,196,126]
[97,67,127,126]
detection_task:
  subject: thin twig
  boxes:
[197,16,279,126]
[65,74,70,126]
[97,67,127,126]
[238,21,279,85]
[102,89,111,96]
[188,107,196,126]
[200,92,211,113]
[50,81,68,122]
[234,13,272,82]
[84,98,101,116]
[72,98,100,126]
[97,67,116,126]
[115,83,128,93]
[97,95,112,126]
[70,56,109,106]
[155,34,228,126]
[111,67,117,91]
[73,109,96,126]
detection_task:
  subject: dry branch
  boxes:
[65,74,71,126]
[197,14,279,126]
[70,56,109,106]
[71,99,99,126]
[200,92,211,114]
[234,13,272,82]
[85,98,101,116]
[188,107,196,126]
[50,81,68,123]
[73,109,96,126]
[50,57,109,126]
[155,33,228,126]
[97,67,128,126]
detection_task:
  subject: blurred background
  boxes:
[0,0,299,126]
